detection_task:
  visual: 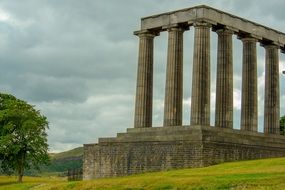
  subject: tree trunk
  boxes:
[18,174,23,183]
[17,153,25,183]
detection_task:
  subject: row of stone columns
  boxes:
[134,22,281,134]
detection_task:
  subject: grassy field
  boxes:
[1,157,285,190]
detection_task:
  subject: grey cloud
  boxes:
[0,0,285,152]
[37,94,133,151]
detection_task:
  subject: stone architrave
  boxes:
[240,37,258,132]
[191,22,211,126]
[264,44,280,134]
[134,32,156,128]
[163,27,184,126]
[215,29,234,128]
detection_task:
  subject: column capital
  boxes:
[166,27,186,33]
[133,30,159,37]
[193,21,212,28]
[215,28,234,35]
[261,43,280,49]
[212,25,238,33]
[237,34,259,42]
[162,24,189,31]
[240,37,258,43]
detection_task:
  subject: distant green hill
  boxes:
[27,147,83,176]
[50,147,83,160]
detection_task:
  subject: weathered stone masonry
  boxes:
[83,5,285,179]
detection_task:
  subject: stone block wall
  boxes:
[200,126,285,166]
[84,141,203,179]
[83,126,285,179]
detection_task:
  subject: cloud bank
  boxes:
[0,0,284,152]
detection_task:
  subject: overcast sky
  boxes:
[0,0,285,152]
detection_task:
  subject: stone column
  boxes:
[264,44,280,134]
[134,31,156,128]
[240,37,258,132]
[191,22,211,126]
[215,29,233,128]
[163,27,184,126]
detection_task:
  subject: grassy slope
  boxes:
[50,147,83,160]
[1,157,285,190]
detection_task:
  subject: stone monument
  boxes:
[83,5,285,179]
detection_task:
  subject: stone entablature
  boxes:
[139,5,285,49]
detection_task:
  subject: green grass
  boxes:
[0,176,65,190]
[1,157,285,190]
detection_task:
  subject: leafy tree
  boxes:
[280,115,285,135]
[0,93,49,182]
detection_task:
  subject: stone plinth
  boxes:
[83,126,285,179]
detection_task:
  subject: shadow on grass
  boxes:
[0,181,18,186]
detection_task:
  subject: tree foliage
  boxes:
[0,93,49,182]
[280,115,285,135]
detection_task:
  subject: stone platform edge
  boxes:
[84,125,285,146]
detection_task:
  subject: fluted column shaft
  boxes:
[134,32,155,128]
[264,44,280,134]
[215,29,233,128]
[163,27,184,126]
[191,22,211,126]
[240,37,258,131]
